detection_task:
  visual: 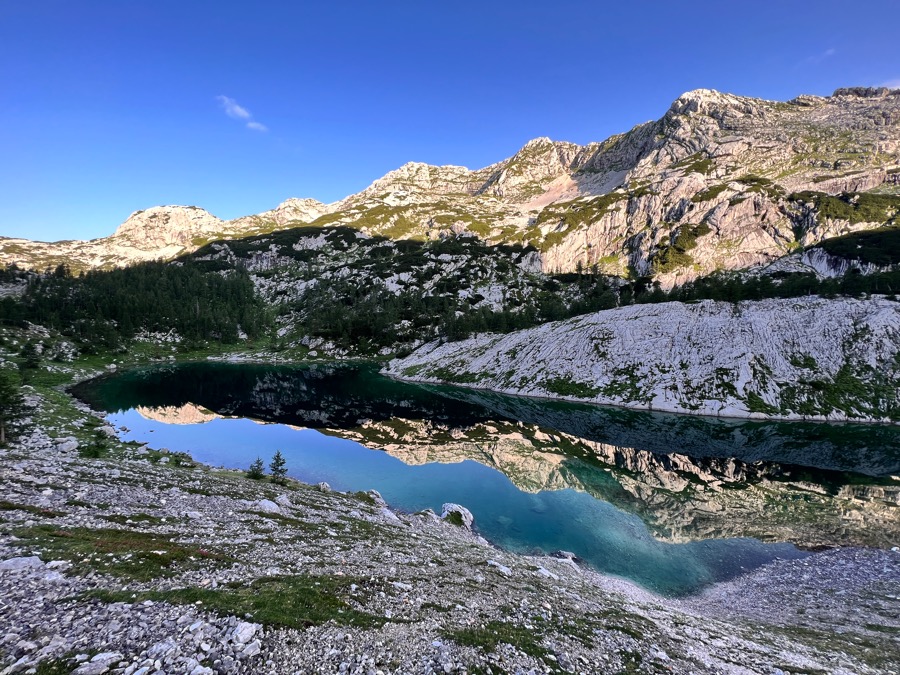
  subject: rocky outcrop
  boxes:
[112,206,224,250]
[385,296,900,422]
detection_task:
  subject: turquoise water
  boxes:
[74,362,900,596]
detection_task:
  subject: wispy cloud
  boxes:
[803,47,836,66]
[216,95,268,132]
[216,95,250,120]
[881,78,900,89]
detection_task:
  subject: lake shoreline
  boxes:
[383,368,900,426]
[2,360,898,673]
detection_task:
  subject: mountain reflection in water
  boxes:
[73,362,900,591]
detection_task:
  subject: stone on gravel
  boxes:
[487,560,512,577]
[252,499,281,514]
[0,557,44,572]
[231,621,258,645]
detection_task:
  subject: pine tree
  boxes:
[0,370,26,447]
[246,457,265,480]
[19,342,41,383]
[269,450,287,485]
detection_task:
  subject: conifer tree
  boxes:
[0,370,26,447]
[269,450,287,485]
[246,457,265,480]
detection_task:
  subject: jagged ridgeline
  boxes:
[2,87,899,286]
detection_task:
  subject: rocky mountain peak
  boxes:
[257,198,331,225]
[344,161,476,206]
[112,206,224,250]
[667,88,767,120]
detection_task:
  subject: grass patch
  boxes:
[13,525,225,580]
[691,183,730,203]
[444,511,465,527]
[542,377,600,399]
[444,620,550,660]
[102,513,166,526]
[33,655,82,675]
[89,574,388,629]
[0,501,65,518]
[652,223,712,274]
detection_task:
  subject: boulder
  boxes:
[252,499,281,514]
[441,503,474,530]
[0,556,44,572]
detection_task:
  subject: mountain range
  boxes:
[3,86,899,284]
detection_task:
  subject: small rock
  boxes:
[231,621,258,645]
[241,639,261,657]
[487,560,512,577]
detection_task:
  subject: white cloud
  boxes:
[881,79,900,89]
[216,95,269,132]
[216,95,251,120]
[803,48,836,66]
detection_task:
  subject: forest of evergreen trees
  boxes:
[0,261,268,351]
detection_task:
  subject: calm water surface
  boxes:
[73,362,900,596]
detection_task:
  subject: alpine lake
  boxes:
[72,362,900,597]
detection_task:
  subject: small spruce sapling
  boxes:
[270,450,287,485]
[246,457,265,480]
[0,369,25,446]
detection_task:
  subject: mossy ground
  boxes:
[12,525,227,581]
[89,574,389,630]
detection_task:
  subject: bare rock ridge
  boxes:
[1,86,899,278]
[384,296,900,423]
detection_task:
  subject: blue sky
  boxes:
[1,1,898,241]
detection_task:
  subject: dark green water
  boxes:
[73,362,900,596]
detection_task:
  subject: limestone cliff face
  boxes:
[2,87,898,277]
[385,296,900,422]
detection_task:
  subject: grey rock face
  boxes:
[387,296,900,422]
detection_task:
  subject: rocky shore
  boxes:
[1,386,898,674]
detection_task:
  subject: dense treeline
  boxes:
[296,264,900,348]
[0,261,269,351]
[439,267,900,342]
[295,275,578,349]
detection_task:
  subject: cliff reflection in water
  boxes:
[76,362,900,548]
